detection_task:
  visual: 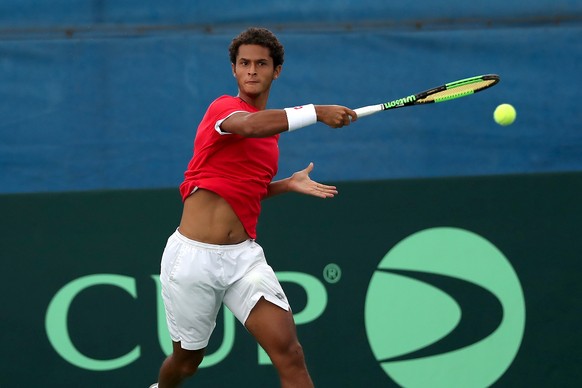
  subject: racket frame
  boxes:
[354,74,500,118]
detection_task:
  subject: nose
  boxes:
[248,64,257,75]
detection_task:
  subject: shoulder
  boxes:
[205,96,243,120]
[205,96,258,128]
[208,95,258,114]
[209,95,243,111]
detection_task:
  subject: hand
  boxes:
[315,105,357,128]
[288,162,338,198]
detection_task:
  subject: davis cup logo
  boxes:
[365,227,526,387]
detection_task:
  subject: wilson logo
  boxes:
[384,95,416,108]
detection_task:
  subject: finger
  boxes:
[343,114,351,126]
[314,183,338,195]
[340,109,355,126]
[304,162,314,173]
[312,188,335,198]
[317,183,337,190]
[320,188,337,198]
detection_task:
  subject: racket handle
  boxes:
[354,105,383,118]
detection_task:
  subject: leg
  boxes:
[245,298,314,388]
[157,233,225,387]
[157,341,205,388]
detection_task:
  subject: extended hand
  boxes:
[288,162,338,198]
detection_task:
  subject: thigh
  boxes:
[244,297,299,355]
[160,232,225,350]
[223,243,290,324]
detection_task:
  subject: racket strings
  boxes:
[419,80,497,103]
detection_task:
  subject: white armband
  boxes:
[284,104,317,132]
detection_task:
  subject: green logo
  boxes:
[323,263,342,284]
[365,227,526,387]
[384,95,416,109]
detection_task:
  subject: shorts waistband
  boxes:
[172,228,254,250]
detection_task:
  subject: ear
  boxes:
[273,64,282,80]
[231,63,236,77]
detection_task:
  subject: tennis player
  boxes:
[151,27,356,388]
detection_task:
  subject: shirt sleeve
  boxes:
[207,96,251,135]
[215,110,246,135]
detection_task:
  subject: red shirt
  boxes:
[180,96,280,239]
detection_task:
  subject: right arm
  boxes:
[220,105,357,137]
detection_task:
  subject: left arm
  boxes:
[266,162,338,199]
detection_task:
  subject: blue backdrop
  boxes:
[1,0,581,193]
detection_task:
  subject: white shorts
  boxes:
[160,229,290,350]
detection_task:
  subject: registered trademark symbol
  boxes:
[323,263,342,284]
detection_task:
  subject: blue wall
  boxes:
[1,0,581,193]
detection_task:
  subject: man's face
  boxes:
[232,44,281,98]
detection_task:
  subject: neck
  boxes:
[238,91,269,110]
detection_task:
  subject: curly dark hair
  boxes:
[229,27,285,68]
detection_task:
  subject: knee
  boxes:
[169,353,203,378]
[274,341,307,368]
[178,359,200,378]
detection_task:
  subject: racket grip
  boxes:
[354,105,383,118]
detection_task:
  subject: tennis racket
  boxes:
[354,74,500,118]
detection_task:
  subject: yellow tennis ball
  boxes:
[493,103,516,126]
